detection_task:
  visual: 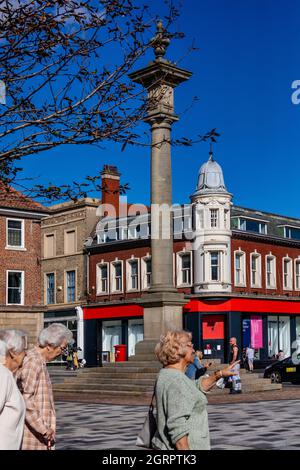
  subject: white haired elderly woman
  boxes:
[0,329,27,450]
[152,330,239,450]
[17,323,72,450]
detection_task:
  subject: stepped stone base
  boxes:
[53,359,282,403]
[130,340,159,362]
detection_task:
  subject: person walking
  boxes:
[0,329,27,450]
[228,337,242,394]
[246,346,255,373]
[72,345,79,370]
[152,330,238,450]
[17,323,72,450]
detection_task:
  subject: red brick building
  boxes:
[83,156,300,367]
[0,185,48,345]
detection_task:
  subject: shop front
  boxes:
[44,307,83,365]
[184,298,300,366]
[83,304,144,366]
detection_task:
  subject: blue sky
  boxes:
[20,0,300,217]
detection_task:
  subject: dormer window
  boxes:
[238,217,267,234]
[283,226,300,240]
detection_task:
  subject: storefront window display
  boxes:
[268,315,290,359]
[128,319,143,356]
[44,318,78,363]
[242,317,262,360]
[102,320,122,361]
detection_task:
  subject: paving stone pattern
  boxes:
[55,399,300,450]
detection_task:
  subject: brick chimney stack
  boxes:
[101,165,120,217]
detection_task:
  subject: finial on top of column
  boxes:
[151,20,170,61]
[209,142,214,161]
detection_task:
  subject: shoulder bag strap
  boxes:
[149,380,157,411]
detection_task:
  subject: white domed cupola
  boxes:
[191,146,233,294]
[192,146,228,198]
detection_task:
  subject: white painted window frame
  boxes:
[6,270,24,305]
[234,250,246,287]
[126,257,140,292]
[6,218,25,250]
[176,251,192,287]
[265,254,276,289]
[96,262,109,295]
[282,256,293,291]
[210,251,221,282]
[210,209,219,228]
[295,258,300,291]
[250,252,262,288]
[110,260,124,293]
[141,255,151,291]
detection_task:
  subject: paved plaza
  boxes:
[55,399,300,450]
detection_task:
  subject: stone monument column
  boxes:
[129,21,192,355]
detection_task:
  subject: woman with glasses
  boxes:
[17,323,72,450]
[152,330,239,450]
[0,329,27,449]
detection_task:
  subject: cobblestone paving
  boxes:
[55,399,300,450]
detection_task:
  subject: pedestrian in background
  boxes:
[246,346,254,373]
[228,337,242,394]
[0,330,27,450]
[72,345,79,370]
[276,350,285,361]
[17,323,72,450]
[152,330,238,450]
[185,350,211,380]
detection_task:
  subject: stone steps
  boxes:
[54,389,153,398]
[81,367,161,375]
[48,368,78,384]
[54,382,155,392]
[103,361,161,368]
[62,376,156,385]
[69,373,158,380]
[62,372,262,385]
[52,361,282,401]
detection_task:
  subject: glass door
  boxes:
[128,319,144,357]
[279,316,290,358]
[268,315,291,358]
[268,316,278,359]
[102,321,122,361]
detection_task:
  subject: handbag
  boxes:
[136,384,157,448]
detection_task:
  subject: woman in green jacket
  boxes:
[152,330,238,450]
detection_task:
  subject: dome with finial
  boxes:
[192,146,228,197]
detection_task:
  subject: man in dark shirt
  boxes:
[228,337,242,394]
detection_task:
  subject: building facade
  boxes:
[41,197,100,359]
[0,185,48,346]
[83,153,300,367]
